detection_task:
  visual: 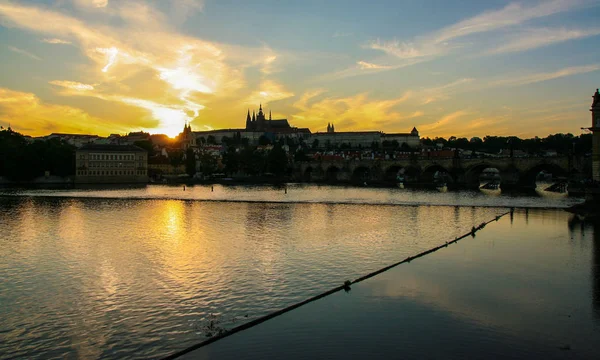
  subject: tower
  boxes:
[246,109,251,130]
[256,103,266,130]
[591,89,600,181]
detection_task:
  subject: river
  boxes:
[0,185,595,359]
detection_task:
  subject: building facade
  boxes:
[309,124,420,149]
[382,127,421,148]
[591,88,600,181]
[75,144,148,183]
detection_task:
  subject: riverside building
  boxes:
[590,89,600,181]
[75,144,148,183]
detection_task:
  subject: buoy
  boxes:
[343,280,352,292]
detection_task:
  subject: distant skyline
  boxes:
[0,0,599,138]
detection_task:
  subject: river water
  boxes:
[0,185,595,359]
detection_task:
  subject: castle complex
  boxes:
[245,104,293,132]
[181,105,420,150]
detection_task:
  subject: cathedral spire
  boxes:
[269,110,272,121]
[252,110,256,122]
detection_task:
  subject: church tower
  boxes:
[246,109,251,130]
[256,103,266,131]
[591,89,600,181]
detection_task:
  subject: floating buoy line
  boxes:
[161,211,510,360]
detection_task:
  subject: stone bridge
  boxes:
[293,156,588,189]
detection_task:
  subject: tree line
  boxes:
[0,129,75,181]
[421,133,592,156]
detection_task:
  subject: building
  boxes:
[310,130,382,149]
[382,127,421,148]
[590,88,600,181]
[75,144,148,183]
[246,104,292,132]
[309,123,420,149]
[180,105,311,148]
[39,133,102,148]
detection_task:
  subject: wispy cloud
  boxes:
[489,27,600,54]
[357,0,589,77]
[49,80,95,93]
[8,46,42,61]
[244,80,294,106]
[41,38,72,45]
[418,78,475,104]
[170,0,204,23]
[368,39,436,60]
[419,110,468,132]
[73,0,109,9]
[333,31,353,38]
[356,61,395,70]
[491,64,600,87]
[434,0,585,44]
[291,91,413,132]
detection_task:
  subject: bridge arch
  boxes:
[465,163,501,189]
[421,164,454,185]
[352,166,371,183]
[521,163,568,189]
[384,165,404,183]
[325,165,340,183]
[303,166,313,182]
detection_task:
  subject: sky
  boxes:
[0,0,599,138]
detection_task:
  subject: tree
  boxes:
[133,140,155,156]
[311,138,319,149]
[268,143,288,175]
[199,152,217,174]
[258,135,271,146]
[294,149,309,162]
[240,147,266,175]
[207,135,216,145]
[0,129,75,181]
[185,148,196,176]
[223,149,239,175]
[169,150,184,167]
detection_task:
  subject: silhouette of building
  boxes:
[309,124,420,149]
[245,104,293,132]
[75,144,148,183]
[180,106,419,149]
[382,127,420,148]
[590,89,600,181]
[182,105,311,148]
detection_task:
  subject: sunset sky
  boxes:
[0,0,599,138]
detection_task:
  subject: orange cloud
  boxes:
[0,87,131,136]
